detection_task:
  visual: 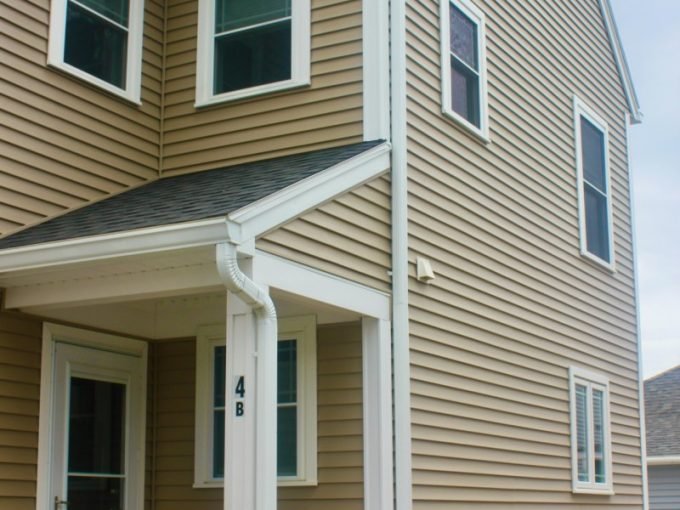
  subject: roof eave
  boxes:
[600,0,642,124]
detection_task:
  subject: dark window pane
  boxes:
[67,476,124,510]
[277,340,297,404]
[213,409,225,478]
[575,384,589,482]
[64,1,127,88]
[450,5,477,69]
[215,0,290,33]
[68,377,125,475]
[581,117,606,192]
[277,406,297,476]
[78,0,129,26]
[451,57,480,127]
[214,19,291,94]
[585,185,610,262]
[214,346,226,408]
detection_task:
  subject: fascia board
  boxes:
[0,217,235,273]
[600,0,642,123]
[229,142,392,239]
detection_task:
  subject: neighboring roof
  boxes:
[599,0,642,123]
[0,141,382,250]
[645,365,680,457]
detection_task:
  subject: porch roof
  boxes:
[0,140,382,250]
[645,364,680,457]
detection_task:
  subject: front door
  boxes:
[49,341,146,510]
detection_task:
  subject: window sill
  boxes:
[580,249,616,273]
[442,109,490,144]
[192,479,318,489]
[195,77,311,109]
[47,59,142,106]
[572,484,614,495]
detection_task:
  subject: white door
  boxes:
[49,342,145,510]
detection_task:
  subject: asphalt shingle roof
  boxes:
[0,141,382,250]
[645,364,680,456]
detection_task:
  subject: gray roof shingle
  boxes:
[0,141,382,250]
[645,364,680,456]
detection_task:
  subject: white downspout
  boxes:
[216,241,278,510]
[389,0,413,509]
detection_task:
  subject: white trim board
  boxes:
[647,455,680,466]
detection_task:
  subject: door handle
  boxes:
[54,497,68,510]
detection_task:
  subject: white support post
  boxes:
[224,292,257,510]
[362,317,395,510]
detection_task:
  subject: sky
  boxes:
[609,1,680,378]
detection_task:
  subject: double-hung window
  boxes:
[194,316,317,487]
[48,0,145,102]
[574,98,614,269]
[569,367,613,494]
[440,0,489,140]
[196,0,311,106]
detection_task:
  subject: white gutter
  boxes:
[647,456,680,466]
[625,113,648,509]
[216,241,277,510]
[389,0,413,509]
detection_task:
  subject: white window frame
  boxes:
[47,0,145,103]
[574,97,615,270]
[440,0,489,142]
[569,366,614,494]
[195,0,311,107]
[194,315,317,488]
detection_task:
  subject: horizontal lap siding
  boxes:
[0,0,161,237]
[161,0,364,176]
[151,323,364,509]
[648,465,680,510]
[406,0,641,507]
[257,177,392,293]
[0,312,42,510]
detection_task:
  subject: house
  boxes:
[645,365,680,509]
[0,0,646,508]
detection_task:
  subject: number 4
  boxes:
[235,376,245,398]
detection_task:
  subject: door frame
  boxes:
[37,323,148,510]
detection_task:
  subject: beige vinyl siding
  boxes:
[0,0,161,237]
[150,322,364,510]
[161,0,364,175]
[0,312,42,510]
[257,177,392,293]
[406,0,641,507]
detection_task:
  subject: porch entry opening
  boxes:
[50,341,145,510]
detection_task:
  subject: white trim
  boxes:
[574,96,615,271]
[362,318,394,510]
[36,324,147,510]
[0,218,232,273]
[195,0,310,107]
[254,250,390,320]
[625,112,649,509]
[194,316,317,488]
[362,0,390,140]
[440,0,490,142]
[230,142,391,239]
[647,455,680,466]
[599,0,642,124]
[389,0,413,507]
[47,0,144,103]
[569,366,614,495]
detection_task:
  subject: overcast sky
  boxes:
[610,0,680,378]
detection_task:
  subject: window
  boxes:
[574,98,614,268]
[195,0,311,106]
[48,0,145,102]
[194,316,317,487]
[569,367,613,493]
[440,0,489,140]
